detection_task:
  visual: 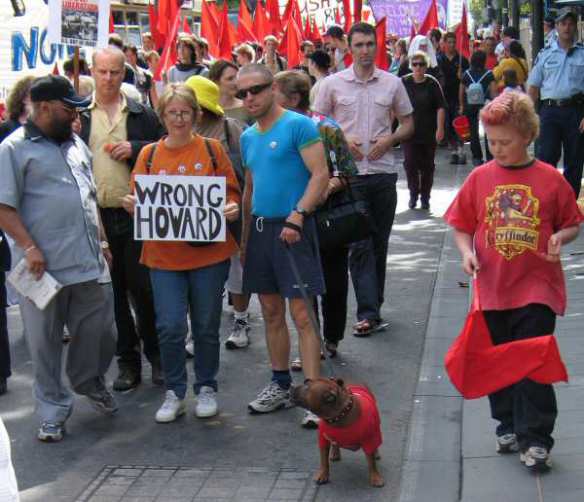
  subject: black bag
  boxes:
[315,181,373,251]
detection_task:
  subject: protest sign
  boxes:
[369,0,448,37]
[133,175,227,243]
[47,0,109,48]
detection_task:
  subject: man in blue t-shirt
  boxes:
[237,64,329,428]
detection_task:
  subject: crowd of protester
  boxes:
[0,4,583,479]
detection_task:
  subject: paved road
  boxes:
[1,150,460,502]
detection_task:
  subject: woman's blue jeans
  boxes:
[150,260,229,398]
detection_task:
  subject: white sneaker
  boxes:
[195,386,218,418]
[185,338,194,358]
[301,409,320,429]
[248,381,294,414]
[225,318,250,350]
[496,433,519,454]
[155,390,186,423]
[520,446,552,472]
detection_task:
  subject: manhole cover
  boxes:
[76,465,318,501]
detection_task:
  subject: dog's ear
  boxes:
[336,378,344,388]
[323,391,337,404]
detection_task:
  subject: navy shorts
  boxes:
[243,216,326,298]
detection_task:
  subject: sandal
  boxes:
[353,319,379,338]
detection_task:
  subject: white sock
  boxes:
[234,310,249,322]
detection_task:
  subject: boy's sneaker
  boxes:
[155,390,186,423]
[37,422,64,442]
[195,386,218,418]
[248,382,294,414]
[86,384,118,415]
[496,433,519,454]
[301,410,320,429]
[520,446,552,472]
[225,318,250,350]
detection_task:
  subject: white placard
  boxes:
[7,259,62,310]
[133,175,227,243]
[47,0,110,49]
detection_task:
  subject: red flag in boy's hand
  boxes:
[445,284,568,400]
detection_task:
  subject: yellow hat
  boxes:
[185,75,224,117]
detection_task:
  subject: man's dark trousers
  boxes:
[349,173,398,322]
[537,104,584,197]
[0,272,10,380]
[101,207,159,372]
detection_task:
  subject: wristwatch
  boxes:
[101,240,110,250]
[294,206,309,217]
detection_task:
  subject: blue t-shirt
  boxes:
[241,110,321,218]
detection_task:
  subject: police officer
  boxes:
[528,7,584,197]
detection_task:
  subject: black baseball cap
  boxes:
[30,75,92,108]
[325,25,344,39]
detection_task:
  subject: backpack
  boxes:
[465,70,489,105]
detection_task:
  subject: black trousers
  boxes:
[483,304,557,451]
[0,272,10,379]
[319,246,349,345]
[101,208,159,371]
[466,107,492,162]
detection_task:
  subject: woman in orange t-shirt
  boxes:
[123,83,241,423]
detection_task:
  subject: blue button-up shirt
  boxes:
[527,41,584,100]
[0,122,102,286]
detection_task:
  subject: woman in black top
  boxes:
[401,51,446,210]
[459,50,497,166]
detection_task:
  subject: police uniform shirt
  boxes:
[527,40,584,100]
[0,121,102,286]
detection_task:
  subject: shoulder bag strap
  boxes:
[145,143,158,173]
[203,138,218,172]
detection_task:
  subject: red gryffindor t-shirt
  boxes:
[318,385,383,455]
[444,159,583,315]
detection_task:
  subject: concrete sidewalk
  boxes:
[399,163,584,502]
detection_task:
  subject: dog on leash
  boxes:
[291,377,384,487]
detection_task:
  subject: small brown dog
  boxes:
[291,377,384,487]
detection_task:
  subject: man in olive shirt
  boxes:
[80,47,165,391]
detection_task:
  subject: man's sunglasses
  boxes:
[235,82,271,100]
[411,62,427,67]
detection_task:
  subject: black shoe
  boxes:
[421,199,430,210]
[151,363,164,386]
[408,195,417,209]
[0,377,6,395]
[450,153,459,164]
[113,368,141,392]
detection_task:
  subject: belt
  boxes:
[541,95,584,107]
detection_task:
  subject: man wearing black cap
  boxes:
[0,75,118,442]
[528,7,584,197]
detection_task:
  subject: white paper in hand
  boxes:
[7,259,62,310]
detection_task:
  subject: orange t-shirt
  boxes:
[131,135,241,271]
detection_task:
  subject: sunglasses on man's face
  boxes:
[412,62,427,67]
[235,82,272,100]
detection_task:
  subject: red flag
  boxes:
[154,10,181,81]
[341,0,351,32]
[455,2,470,59]
[109,12,115,34]
[335,7,342,26]
[444,286,568,400]
[303,15,311,40]
[253,1,271,43]
[148,4,164,50]
[418,0,438,35]
[282,0,302,30]
[182,17,192,34]
[237,0,256,43]
[279,18,302,68]
[375,17,388,70]
[266,0,282,35]
[201,0,220,57]
[353,0,362,24]
[218,1,237,60]
[52,62,60,75]
[309,18,322,44]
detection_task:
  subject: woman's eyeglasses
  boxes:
[235,82,272,100]
[165,110,193,121]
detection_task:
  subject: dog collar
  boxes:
[324,394,354,424]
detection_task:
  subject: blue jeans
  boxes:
[537,104,584,197]
[150,260,229,398]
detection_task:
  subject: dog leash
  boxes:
[284,242,336,378]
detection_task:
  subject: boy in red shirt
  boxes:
[445,92,583,472]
